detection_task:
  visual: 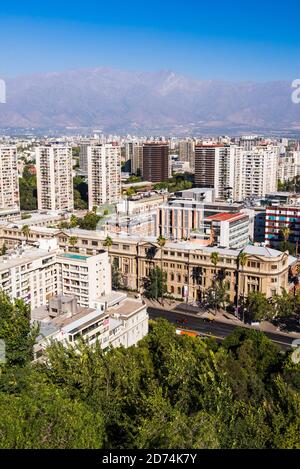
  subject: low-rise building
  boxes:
[203,212,250,249]
[33,293,148,360]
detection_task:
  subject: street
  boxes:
[147,306,294,351]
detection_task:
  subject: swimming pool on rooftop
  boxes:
[61,253,89,261]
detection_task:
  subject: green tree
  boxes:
[0,376,105,449]
[78,212,101,230]
[103,235,113,254]
[143,267,167,301]
[21,225,30,242]
[272,289,294,319]
[0,243,7,256]
[210,251,219,270]
[245,291,272,322]
[70,215,78,228]
[0,292,38,367]
[206,280,230,315]
[125,187,136,197]
[73,176,88,209]
[68,236,78,250]
[19,165,37,210]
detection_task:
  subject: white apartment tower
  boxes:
[0,145,20,210]
[235,146,279,199]
[36,145,74,211]
[195,144,236,199]
[87,143,121,210]
[277,150,300,184]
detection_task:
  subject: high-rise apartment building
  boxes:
[179,140,195,170]
[87,143,121,210]
[36,145,74,211]
[235,146,279,200]
[194,144,236,199]
[0,145,20,210]
[131,142,143,175]
[277,150,300,184]
[142,143,169,182]
[79,143,89,173]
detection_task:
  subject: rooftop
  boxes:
[0,247,55,271]
[205,212,246,222]
[243,245,286,258]
[108,298,146,318]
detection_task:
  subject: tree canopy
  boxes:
[1,291,300,449]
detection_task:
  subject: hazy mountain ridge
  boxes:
[0,68,299,134]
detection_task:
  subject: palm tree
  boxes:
[237,251,248,321]
[21,225,30,242]
[68,236,78,251]
[103,235,113,254]
[280,226,291,251]
[210,251,219,271]
[157,235,166,305]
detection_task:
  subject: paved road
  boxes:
[148,306,294,351]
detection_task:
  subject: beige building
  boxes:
[0,224,295,304]
[87,143,121,210]
[0,145,20,211]
[36,145,74,211]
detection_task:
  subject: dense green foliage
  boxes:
[73,176,88,209]
[278,176,300,192]
[19,165,37,210]
[153,173,194,192]
[0,291,38,367]
[1,292,300,449]
[244,290,300,322]
[143,267,167,301]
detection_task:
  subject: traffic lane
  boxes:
[148,307,293,349]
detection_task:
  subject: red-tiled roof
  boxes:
[205,212,246,222]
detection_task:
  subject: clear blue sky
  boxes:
[0,0,300,81]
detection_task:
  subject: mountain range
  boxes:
[0,67,300,136]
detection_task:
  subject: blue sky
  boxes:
[0,0,300,80]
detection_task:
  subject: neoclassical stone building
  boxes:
[0,223,296,304]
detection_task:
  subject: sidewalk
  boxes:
[145,298,300,340]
